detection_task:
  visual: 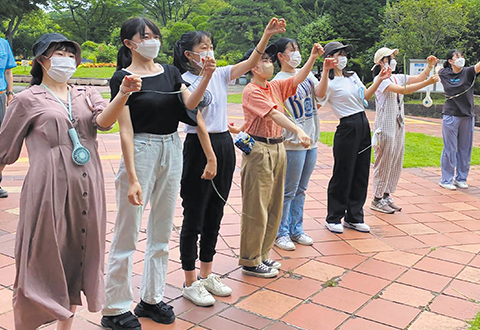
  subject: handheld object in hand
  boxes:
[234,131,255,155]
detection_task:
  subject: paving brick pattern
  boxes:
[1,100,480,329]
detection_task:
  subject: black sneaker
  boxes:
[134,300,175,324]
[262,259,281,269]
[101,311,141,330]
[242,263,279,278]
[0,187,7,198]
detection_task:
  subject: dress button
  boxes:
[82,173,87,177]
[83,192,88,197]
[82,211,87,215]
[81,245,84,250]
[81,228,85,233]
[80,262,83,266]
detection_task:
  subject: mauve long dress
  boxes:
[0,84,111,329]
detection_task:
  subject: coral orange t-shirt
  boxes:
[242,76,296,138]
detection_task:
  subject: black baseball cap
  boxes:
[323,41,353,57]
[241,44,278,62]
[33,33,82,65]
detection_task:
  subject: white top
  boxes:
[183,65,233,134]
[321,72,366,119]
[273,70,320,150]
[374,74,409,110]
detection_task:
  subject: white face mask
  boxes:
[286,51,301,68]
[133,38,161,60]
[337,56,347,70]
[192,50,215,68]
[46,57,77,83]
[389,59,397,72]
[454,57,465,68]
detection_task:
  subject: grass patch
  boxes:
[227,93,242,103]
[469,311,480,329]
[319,131,480,168]
[13,66,116,79]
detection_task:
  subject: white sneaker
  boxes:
[454,180,468,189]
[325,223,344,233]
[275,236,295,251]
[262,259,281,269]
[344,222,370,233]
[291,234,313,246]
[200,274,232,297]
[439,182,457,190]
[182,280,215,306]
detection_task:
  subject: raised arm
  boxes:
[293,43,324,87]
[364,67,392,100]
[315,58,337,99]
[407,55,439,84]
[96,75,142,128]
[386,74,439,95]
[182,57,216,109]
[230,18,286,80]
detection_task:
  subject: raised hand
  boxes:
[427,74,440,84]
[323,57,337,71]
[378,66,392,80]
[427,55,439,67]
[311,43,324,59]
[203,56,216,77]
[264,17,286,36]
[121,74,142,94]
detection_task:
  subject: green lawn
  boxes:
[319,131,480,168]
[13,65,116,79]
[227,93,242,103]
[470,311,480,330]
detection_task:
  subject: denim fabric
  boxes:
[440,115,474,184]
[277,148,317,238]
[103,132,182,316]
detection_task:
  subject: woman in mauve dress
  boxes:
[0,33,141,330]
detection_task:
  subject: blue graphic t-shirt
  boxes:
[273,70,320,150]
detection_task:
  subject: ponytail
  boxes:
[117,45,132,70]
[173,31,211,74]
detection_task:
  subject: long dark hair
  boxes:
[30,42,78,86]
[272,37,298,65]
[372,55,392,77]
[117,17,162,70]
[173,31,212,74]
[444,49,462,69]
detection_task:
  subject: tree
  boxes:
[382,0,468,59]
[51,0,142,43]
[140,0,200,26]
[316,0,385,54]
[0,0,48,45]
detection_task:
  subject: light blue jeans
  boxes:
[440,115,474,185]
[277,148,317,238]
[103,132,182,316]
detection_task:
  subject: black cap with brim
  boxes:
[241,44,278,62]
[323,41,354,58]
[33,33,82,66]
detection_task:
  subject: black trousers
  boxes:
[326,111,371,224]
[180,132,235,271]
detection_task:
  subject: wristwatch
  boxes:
[6,91,14,96]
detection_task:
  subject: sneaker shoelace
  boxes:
[257,263,271,272]
[278,236,291,245]
[209,274,225,289]
[194,281,211,297]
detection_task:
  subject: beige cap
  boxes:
[374,47,399,64]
